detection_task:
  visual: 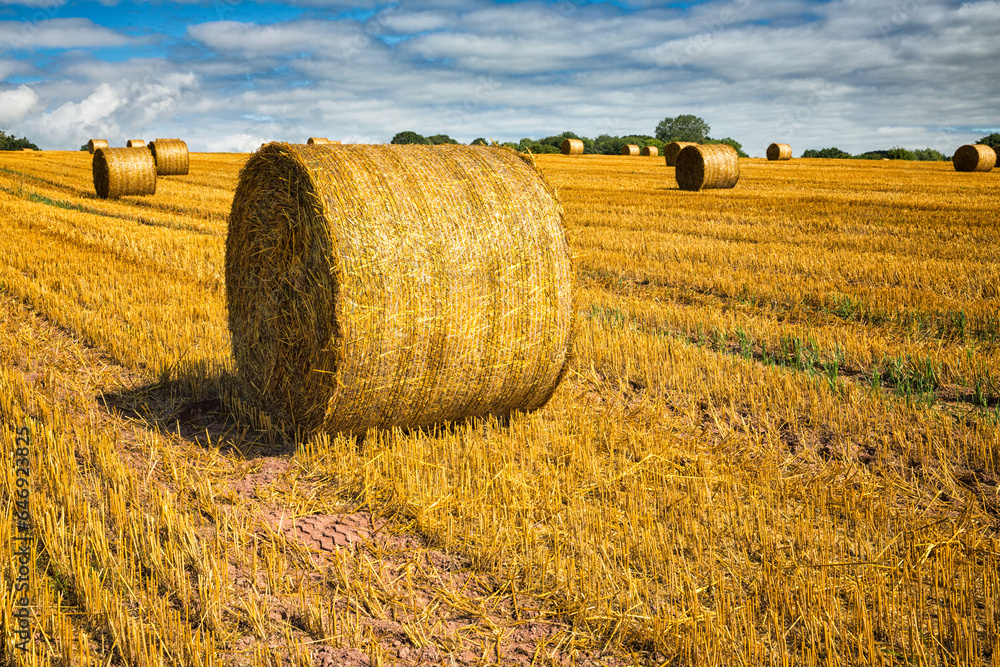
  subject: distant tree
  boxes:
[427,134,458,145]
[855,150,890,160]
[390,131,429,145]
[885,146,915,160]
[802,147,852,159]
[0,130,39,151]
[977,133,1000,148]
[706,137,748,158]
[655,114,710,144]
[911,147,947,161]
[470,137,489,146]
[80,144,89,151]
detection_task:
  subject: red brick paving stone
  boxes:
[266,511,387,552]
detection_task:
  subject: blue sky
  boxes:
[0,0,997,155]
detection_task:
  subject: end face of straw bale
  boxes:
[307,137,342,145]
[126,139,146,148]
[766,143,792,161]
[675,143,740,191]
[953,144,996,172]
[561,138,584,155]
[92,147,157,199]
[641,146,659,157]
[621,144,639,156]
[226,142,574,436]
[663,141,697,167]
[149,138,190,176]
[87,139,109,154]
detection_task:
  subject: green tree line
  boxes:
[0,130,39,151]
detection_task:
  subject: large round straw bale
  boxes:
[226,142,575,436]
[92,147,156,199]
[953,144,996,172]
[641,145,659,157]
[87,139,109,154]
[663,141,697,166]
[561,138,583,155]
[149,138,189,176]
[766,143,792,161]
[621,144,640,156]
[675,143,740,191]
[307,137,342,145]
[127,139,145,148]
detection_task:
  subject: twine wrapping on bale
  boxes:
[127,139,145,148]
[663,141,697,166]
[92,147,157,199]
[621,144,640,156]
[149,138,189,176]
[641,146,659,157]
[767,143,792,161]
[307,137,342,145]
[953,144,996,172]
[87,139,109,154]
[675,143,740,191]
[226,142,575,436]
[561,138,584,155]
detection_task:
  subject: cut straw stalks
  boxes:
[92,147,157,199]
[953,144,996,172]
[621,144,640,156]
[149,138,189,176]
[226,142,575,436]
[126,139,145,148]
[87,139,109,154]
[675,143,740,191]
[663,141,697,166]
[561,138,584,155]
[766,143,792,161]
[307,137,341,145]
[641,146,659,157]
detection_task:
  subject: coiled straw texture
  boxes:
[87,139,109,154]
[767,143,792,161]
[149,138,189,176]
[621,144,639,156]
[663,141,697,166]
[561,138,583,155]
[127,139,145,148]
[92,147,156,199]
[307,137,341,145]
[675,143,740,191]
[226,142,575,436]
[641,146,659,157]
[953,144,996,172]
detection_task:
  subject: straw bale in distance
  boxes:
[621,144,640,156]
[561,138,584,155]
[126,139,145,148]
[766,143,792,161]
[149,138,189,176]
[663,141,697,166]
[641,146,659,157]
[87,139,109,154]
[92,147,156,199]
[226,142,575,436]
[675,143,740,191]
[953,144,996,172]
[307,137,342,145]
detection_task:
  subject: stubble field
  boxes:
[0,149,997,666]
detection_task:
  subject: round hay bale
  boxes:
[663,141,697,167]
[307,137,342,145]
[621,144,640,156]
[87,139,109,154]
[92,147,157,199]
[953,144,996,172]
[226,142,575,436]
[641,146,659,157]
[127,139,145,148]
[20,148,34,152]
[561,138,583,155]
[675,143,740,191]
[149,138,189,176]
[766,143,792,161]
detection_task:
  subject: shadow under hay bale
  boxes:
[126,139,145,148]
[149,138,189,176]
[953,144,996,172]
[87,139,109,154]
[561,138,583,155]
[621,144,639,156]
[675,143,740,191]
[307,137,341,145]
[663,141,697,167]
[226,142,575,436]
[641,146,659,157]
[92,147,156,199]
[767,143,792,161]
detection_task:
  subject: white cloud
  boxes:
[0,17,133,52]
[0,83,39,124]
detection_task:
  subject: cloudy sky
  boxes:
[0,0,997,155]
